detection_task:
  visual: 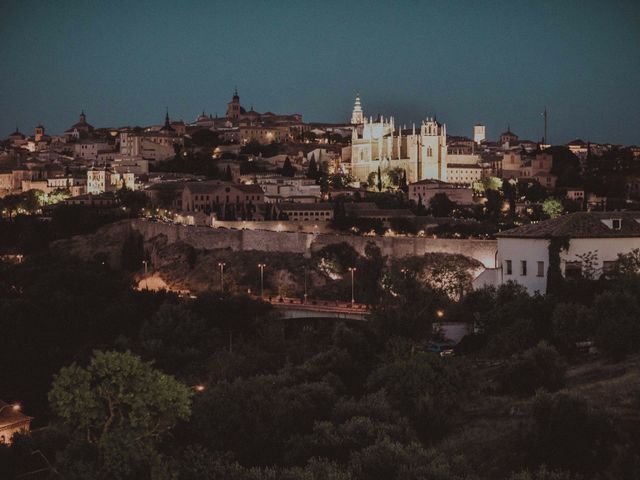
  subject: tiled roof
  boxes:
[185,181,263,194]
[447,163,482,169]
[497,212,640,238]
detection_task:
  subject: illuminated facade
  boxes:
[350,94,364,125]
[347,97,448,183]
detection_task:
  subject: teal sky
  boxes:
[1,0,639,144]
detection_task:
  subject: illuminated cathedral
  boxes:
[346,95,448,183]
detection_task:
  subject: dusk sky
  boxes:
[2,0,639,145]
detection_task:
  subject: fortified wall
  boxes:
[132,220,497,267]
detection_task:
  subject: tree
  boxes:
[484,188,503,220]
[48,350,191,478]
[366,352,468,442]
[376,166,382,192]
[20,189,43,214]
[551,303,593,353]
[307,155,319,180]
[282,157,296,177]
[428,193,456,217]
[2,193,22,219]
[542,198,564,219]
[616,248,640,276]
[117,188,149,216]
[399,170,408,193]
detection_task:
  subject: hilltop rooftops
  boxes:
[184,181,264,195]
[497,212,640,239]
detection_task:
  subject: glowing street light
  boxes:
[0,403,21,414]
[348,267,356,306]
[193,384,205,393]
[258,263,266,297]
[436,309,445,318]
[218,262,225,291]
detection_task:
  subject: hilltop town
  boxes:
[3,93,640,480]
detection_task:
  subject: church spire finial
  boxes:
[164,107,170,127]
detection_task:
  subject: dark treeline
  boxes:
[1,251,640,479]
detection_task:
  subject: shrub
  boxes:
[592,292,640,360]
[526,391,615,474]
[550,303,593,354]
[499,342,565,396]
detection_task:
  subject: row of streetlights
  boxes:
[143,258,359,304]
[215,262,358,305]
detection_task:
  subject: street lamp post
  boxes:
[142,260,148,290]
[304,265,308,304]
[348,267,356,307]
[258,263,266,297]
[218,262,225,292]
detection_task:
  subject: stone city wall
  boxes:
[132,219,497,267]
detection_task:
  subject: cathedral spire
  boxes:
[351,93,364,125]
[164,107,170,127]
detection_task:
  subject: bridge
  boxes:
[261,297,370,321]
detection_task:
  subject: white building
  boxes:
[73,140,112,161]
[408,179,474,205]
[447,167,482,185]
[473,124,486,144]
[87,167,135,194]
[275,202,334,222]
[255,176,321,203]
[473,212,640,294]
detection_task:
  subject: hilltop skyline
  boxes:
[2,0,639,145]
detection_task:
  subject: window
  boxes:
[521,260,527,276]
[537,261,545,277]
[612,218,622,230]
[505,260,512,275]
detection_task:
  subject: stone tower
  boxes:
[419,118,447,181]
[226,87,241,123]
[34,124,45,142]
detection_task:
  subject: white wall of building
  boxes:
[497,237,550,294]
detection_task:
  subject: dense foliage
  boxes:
[1,251,640,479]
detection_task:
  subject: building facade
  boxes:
[348,113,448,184]
[474,212,640,294]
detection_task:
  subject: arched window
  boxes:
[427,146,433,157]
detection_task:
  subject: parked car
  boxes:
[426,341,455,357]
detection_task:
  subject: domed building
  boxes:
[64,111,94,140]
[6,127,25,145]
